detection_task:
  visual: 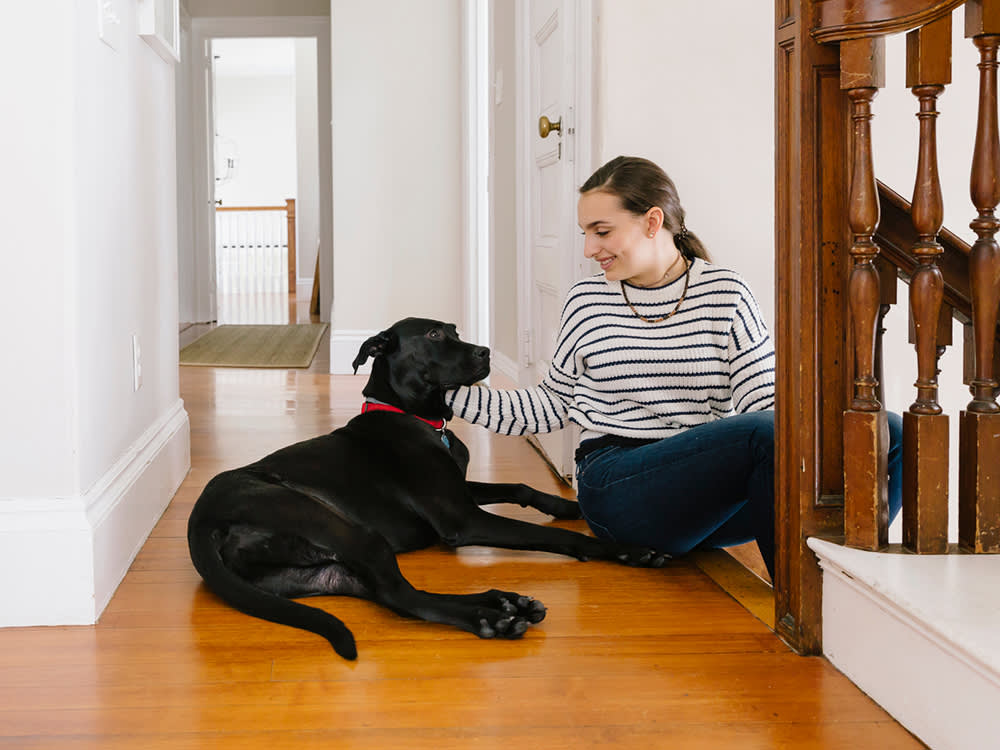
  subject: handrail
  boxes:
[875,181,973,321]
[877,180,1000,347]
[812,0,965,43]
[216,204,288,212]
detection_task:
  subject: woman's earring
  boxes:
[648,232,654,238]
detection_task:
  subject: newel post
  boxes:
[841,37,890,551]
[962,0,1000,553]
[286,198,297,294]
[902,16,951,554]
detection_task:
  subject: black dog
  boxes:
[188,317,668,659]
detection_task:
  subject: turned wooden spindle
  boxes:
[846,84,883,415]
[841,37,890,551]
[962,0,1000,553]
[903,18,950,555]
[968,34,1000,414]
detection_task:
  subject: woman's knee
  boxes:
[744,410,775,460]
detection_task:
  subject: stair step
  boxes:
[808,538,1000,750]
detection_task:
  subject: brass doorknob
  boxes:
[538,115,562,138]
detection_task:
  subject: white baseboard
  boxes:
[0,400,191,627]
[810,538,1000,750]
[330,328,378,375]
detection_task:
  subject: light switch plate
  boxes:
[98,0,122,51]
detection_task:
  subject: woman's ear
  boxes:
[645,207,664,237]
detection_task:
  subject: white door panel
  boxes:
[521,0,579,482]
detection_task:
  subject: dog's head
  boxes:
[353,318,490,419]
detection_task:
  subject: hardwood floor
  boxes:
[0,300,923,749]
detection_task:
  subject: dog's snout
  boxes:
[473,346,489,359]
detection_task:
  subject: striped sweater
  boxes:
[446,257,776,443]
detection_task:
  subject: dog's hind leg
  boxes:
[466,481,582,519]
[188,522,360,659]
[202,489,546,644]
[324,528,547,640]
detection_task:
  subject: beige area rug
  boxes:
[180,324,328,368]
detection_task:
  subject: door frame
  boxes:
[513,0,594,479]
[462,0,491,347]
[184,16,333,323]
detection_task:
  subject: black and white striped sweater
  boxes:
[446,257,776,443]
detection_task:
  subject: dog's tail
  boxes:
[188,524,358,660]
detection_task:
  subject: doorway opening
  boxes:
[210,37,319,326]
[177,15,332,344]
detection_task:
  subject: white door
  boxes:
[517,0,590,482]
[191,36,218,322]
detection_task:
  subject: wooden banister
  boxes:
[215,204,289,212]
[776,0,1000,654]
[813,0,965,43]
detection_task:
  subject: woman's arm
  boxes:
[728,290,776,413]
[446,370,574,436]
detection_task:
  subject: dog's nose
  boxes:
[473,346,489,359]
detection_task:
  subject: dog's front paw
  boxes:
[475,594,546,639]
[614,546,671,568]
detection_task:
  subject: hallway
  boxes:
[0,350,922,748]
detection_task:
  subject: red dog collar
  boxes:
[360,401,446,431]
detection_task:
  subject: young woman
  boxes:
[446,156,902,579]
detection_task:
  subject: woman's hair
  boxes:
[579,156,711,262]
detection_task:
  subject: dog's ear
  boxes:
[352,329,398,373]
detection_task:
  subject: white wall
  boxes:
[0,1,190,624]
[215,74,298,205]
[593,0,776,329]
[329,0,463,370]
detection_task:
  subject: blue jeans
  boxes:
[575,410,903,579]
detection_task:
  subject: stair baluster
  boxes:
[903,16,952,554]
[841,37,892,551]
[961,0,1000,552]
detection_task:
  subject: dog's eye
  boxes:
[427,329,442,340]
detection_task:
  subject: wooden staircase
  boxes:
[775,2,1000,746]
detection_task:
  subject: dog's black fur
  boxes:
[188,317,668,659]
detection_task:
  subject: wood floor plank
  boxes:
[0,723,924,750]
[0,343,924,749]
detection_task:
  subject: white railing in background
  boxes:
[215,199,296,296]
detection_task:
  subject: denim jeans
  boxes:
[575,410,903,579]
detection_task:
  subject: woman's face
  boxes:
[577,190,660,285]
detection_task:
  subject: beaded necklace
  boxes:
[620,257,691,323]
